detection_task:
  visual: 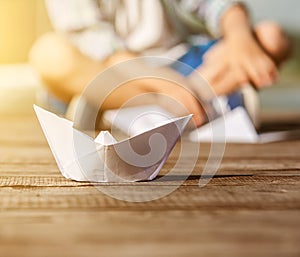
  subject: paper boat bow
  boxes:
[34,105,191,182]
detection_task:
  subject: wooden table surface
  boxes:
[0,111,299,257]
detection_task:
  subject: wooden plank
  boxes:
[0,176,299,211]
[0,210,299,257]
[1,160,300,176]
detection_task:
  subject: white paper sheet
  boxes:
[189,107,300,143]
[34,105,191,182]
[189,107,259,143]
[103,105,300,143]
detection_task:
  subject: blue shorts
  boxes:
[171,41,244,110]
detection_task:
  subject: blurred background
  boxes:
[0,0,299,118]
[0,0,51,115]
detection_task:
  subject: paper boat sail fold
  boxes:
[34,105,191,182]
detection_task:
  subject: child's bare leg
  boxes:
[29,32,137,103]
[29,32,203,125]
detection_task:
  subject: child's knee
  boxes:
[255,21,291,63]
[29,32,80,80]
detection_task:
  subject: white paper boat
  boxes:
[34,105,191,182]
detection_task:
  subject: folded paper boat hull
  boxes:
[34,105,191,182]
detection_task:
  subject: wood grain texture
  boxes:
[0,114,299,257]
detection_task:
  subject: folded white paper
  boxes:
[104,105,300,143]
[189,107,258,143]
[34,105,191,182]
[189,107,300,143]
[103,105,174,136]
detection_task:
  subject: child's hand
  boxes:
[198,4,279,96]
[226,30,278,88]
[198,31,278,95]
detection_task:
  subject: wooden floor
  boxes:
[0,111,300,257]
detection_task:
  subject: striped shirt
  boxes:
[45,0,242,60]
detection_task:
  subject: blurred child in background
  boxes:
[30,0,291,126]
